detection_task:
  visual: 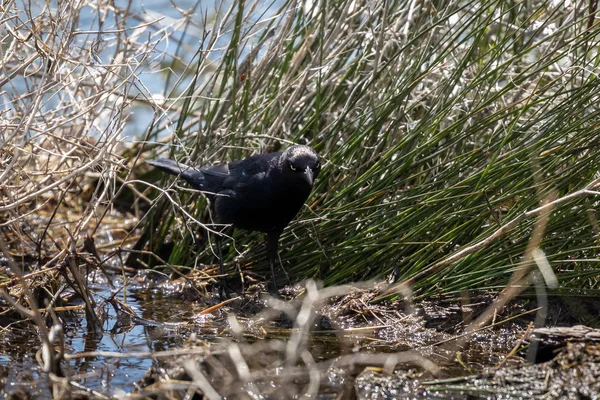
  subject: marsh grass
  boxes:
[137,0,600,298]
[1,0,600,306]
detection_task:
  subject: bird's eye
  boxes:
[290,164,297,171]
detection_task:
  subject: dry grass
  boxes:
[1,0,150,255]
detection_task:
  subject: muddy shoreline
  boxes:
[2,269,599,399]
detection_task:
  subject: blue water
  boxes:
[0,283,216,398]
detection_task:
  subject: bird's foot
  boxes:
[218,279,231,301]
[267,281,280,298]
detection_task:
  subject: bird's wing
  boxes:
[222,153,279,191]
[200,163,230,192]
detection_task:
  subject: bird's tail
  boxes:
[147,158,205,189]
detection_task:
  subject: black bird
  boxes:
[147,145,321,298]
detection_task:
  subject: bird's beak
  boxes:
[303,166,314,186]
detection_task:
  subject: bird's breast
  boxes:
[213,182,311,233]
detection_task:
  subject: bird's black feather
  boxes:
[148,145,321,298]
[146,158,206,189]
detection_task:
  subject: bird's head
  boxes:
[280,145,321,187]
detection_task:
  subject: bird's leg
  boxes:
[266,231,282,297]
[278,251,292,286]
[215,234,229,301]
